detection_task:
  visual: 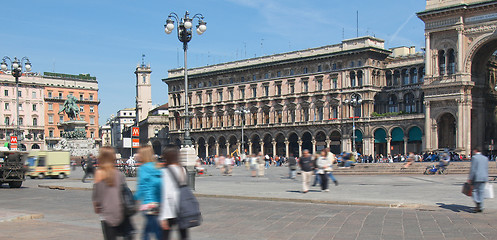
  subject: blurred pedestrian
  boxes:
[468,147,489,213]
[92,146,134,240]
[288,153,297,179]
[160,146,189,240]
[257,152,265,177]
[316,149,332,192]
[82,154,96,183]
[250,154,258,177]
[299,150,313,193]
[134,146,162,240]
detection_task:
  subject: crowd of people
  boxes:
[92,145,197,240]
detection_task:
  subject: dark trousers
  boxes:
[162,219,189,240]
[82,170,93,182]
[101,221,119,240]
[144,214,162,240]
[320,174,328,190]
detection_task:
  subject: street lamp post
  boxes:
[235,107,250,156]
[165,11,206,189]
[1,57,32,151]
[344,94,362,155]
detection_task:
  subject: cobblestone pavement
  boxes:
[1,183,497,240]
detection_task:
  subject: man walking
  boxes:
[288,153,297,179]
[468,147,489,213]
[82,154,96,183]
[299,150,313,193]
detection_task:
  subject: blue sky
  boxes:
[1,0,426,124]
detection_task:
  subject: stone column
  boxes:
[195,143,199,156]
[225,143,230,156]
[387,137,392,156]
[325,138,331,149]
[297,139,303,157]
[205,144,209,156]
[248,141,253,155]
[272,139,277,157]
[260,140,264,155]
[457,99,464,151]
[457,27,464,73]
[403,137,408,155]
[215,141,219,156]
[424,101,431,152]
[363,137,372,156]
[463,100,472,156]
[312,139,317,154]
[284,139,290,157]
[425,33,432,76]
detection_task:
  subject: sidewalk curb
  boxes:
[193,193,426,209]
[37,184,429,210]
[0,213,44,223]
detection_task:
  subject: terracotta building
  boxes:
[43,72,99,149]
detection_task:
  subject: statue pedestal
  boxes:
[55,120,98,157]
[60,120,87,133]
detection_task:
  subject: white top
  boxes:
[159,165,187,220]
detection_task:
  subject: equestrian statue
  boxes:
[58,95,80,120]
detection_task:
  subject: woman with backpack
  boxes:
[92,146,134,240]
[134,145,162,240]
[159,146,190,240]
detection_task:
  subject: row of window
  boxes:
[46,91,95,100]
[171,78,338,107]
[438,49,456,76]
[3,102,38,111]
[3,89,40,98]
[3,89,95,100]
[171,61,368,92]
[3,117,38,126]
[385,67,425,86]
[47,103,95,113]
[374,93,424,114]
[47,115,95,125]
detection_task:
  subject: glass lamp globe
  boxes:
[166,22,175,31]
[184,20,192,29]
[0,63,7,71]
[165,28,172,34]
[12,62,19,69]
[199,23,207,32]
[196,28,203,35]
[25,63,32,71]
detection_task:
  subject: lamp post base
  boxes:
[179,144,197,190]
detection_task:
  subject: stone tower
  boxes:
[135,57,152,123]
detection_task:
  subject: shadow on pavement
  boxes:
[436,203,473,213]
[286,190,322,193]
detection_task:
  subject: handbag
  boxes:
[485,183,494,199]
[167,167,202,229]
[462,182,473,197]
[121,176,137,217]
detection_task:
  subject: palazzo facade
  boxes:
[165,37,425,158]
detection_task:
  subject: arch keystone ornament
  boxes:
[418,0,497,155]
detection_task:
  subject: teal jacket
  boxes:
[134,162,162,204]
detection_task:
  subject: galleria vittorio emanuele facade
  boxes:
[165,0,497,158]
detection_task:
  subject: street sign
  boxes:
[132,138,140,148]
[10,136,17,150]
[132,127,140,137]
[123,138,131,148]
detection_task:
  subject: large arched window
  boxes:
[419,67,425,82]
[448,49,456,75]
[393,70,400,85]
[410,68,418,84]
[357,71,363,86]
[386,71,393,86]
[404,93,415,113]
[350,71,356,87]
[438,50,446,76]
[402,69,409,85]
[388,95,398,113]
